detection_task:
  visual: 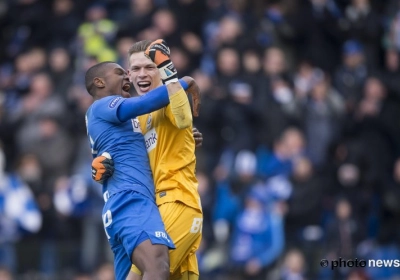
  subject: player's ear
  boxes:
[93,77,106,88]
[127,70,132,82]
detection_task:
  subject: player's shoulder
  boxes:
[96,95,124,107]
[90,95,126,113]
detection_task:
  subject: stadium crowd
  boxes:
[1,0,400,279]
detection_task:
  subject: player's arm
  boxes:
[91,127,200,182]
[145,39,193,129]
[116,78,190,122]
[91,127,200,183]
[166,82,192,129]
[91,127,201,183]
[184,76,201,117]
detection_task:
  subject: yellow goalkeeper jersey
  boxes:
[137,105,202,211]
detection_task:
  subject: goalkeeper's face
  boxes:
[128,52,163,95]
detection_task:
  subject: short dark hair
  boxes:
[85,61,115,96]
[128,40,152,63]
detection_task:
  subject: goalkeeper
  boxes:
[92,39,203,280]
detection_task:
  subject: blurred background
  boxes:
[1,0,400,279]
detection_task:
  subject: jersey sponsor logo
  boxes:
[131,118,142,133]
[109,97,122,108]
[155,231,170,242]
[144,128,157,152]
[159,191,166,198]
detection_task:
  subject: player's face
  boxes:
[128,52,163,96]
[103,63,131,98]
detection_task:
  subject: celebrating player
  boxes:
[92,39,203,280]
[85,47,197,279]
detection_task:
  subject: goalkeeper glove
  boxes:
[92,152,114,183]
[145,39,178,85]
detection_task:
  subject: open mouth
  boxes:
[137,81,151,93]
[122,82,131,92]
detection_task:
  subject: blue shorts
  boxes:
[102,190,175,280]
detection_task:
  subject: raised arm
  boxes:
[116,78,189,122]
[145,39,193,129]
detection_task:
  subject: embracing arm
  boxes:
[116,79,189,122]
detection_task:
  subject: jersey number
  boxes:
[102,210,113,239]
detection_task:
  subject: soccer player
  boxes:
[92,39,203,280]
[85,40,197,280]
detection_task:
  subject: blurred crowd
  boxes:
[1,0,400,279]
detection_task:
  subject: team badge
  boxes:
[146,114,152,130]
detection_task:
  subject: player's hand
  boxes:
[144,39,171,66]
[144,39,178,84]
[192,127,203,148]
[92,152,115,183]
[182,76,201,117]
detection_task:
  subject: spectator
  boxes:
[288,0,346,74]
[117,0,158,39]
[324,197,365,278]
[167,0,207,34]
[303,70,345,167]
[149,8,179,43]
[293,60,320,100]
[228,185,285,280]
[380,48,400,99]
[334,40,368,112]
[47,0,80,49]
[47,47,73,97]
[0,146,42,273]
[257,127,306,179]
[279,249,307,280]
[285,157,324,248]
[191,70,225,173]
[254,47,300,147]
[77,4,117,62]
[213,150,259,239]
[344,0,383,70]
[363,224,400,279]
[350,77,400,186]
[4,0,48,58]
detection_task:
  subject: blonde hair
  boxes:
[127,40,151,60]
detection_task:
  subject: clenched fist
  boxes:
[145,39,178,84]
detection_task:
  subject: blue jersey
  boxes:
[85,90,177,279]
[85,95,155,200]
